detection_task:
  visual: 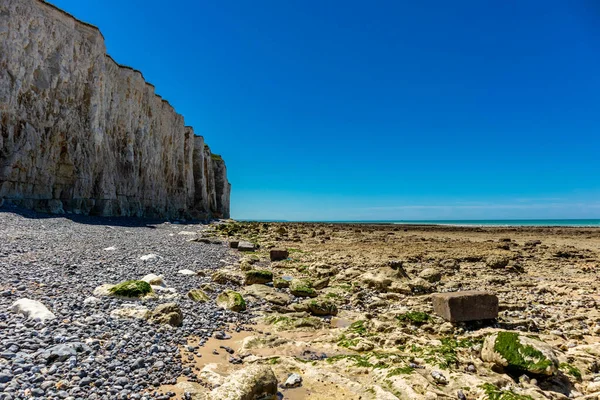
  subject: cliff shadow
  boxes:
[0,203,212,228]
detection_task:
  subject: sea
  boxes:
[242,219,600,226]
[333,219,600,227]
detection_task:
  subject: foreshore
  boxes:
[1,207,600,399]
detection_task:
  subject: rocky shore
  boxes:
[2,206,600,400]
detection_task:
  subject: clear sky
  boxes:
[50,0,600,221]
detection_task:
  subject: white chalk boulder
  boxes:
[11,299,56,322]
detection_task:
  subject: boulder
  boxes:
[216,290,247,312]
[438,259,460,271]
[108,280,153,298]
[244,284,291,306]
[269,248,289,261]
[209,365,277,400]
[290,279,318,298]
[408,277,434,294]
[419,268,442,283]
[306,299,338,316]
[10,299,56,322]
[481,331,559,376]
[309,263,340,278]
[431,291,498,322]
[312,277,330,290]
[149,303,184,327]
[244,270,273,285]
[187,289,210,302]
[140,273,165,287]
[211,270,243,285]
[110,304,151,320]
[237,241,256,252]
[486,255,510,269]
[360,267,402,291]
[273,278,291,288]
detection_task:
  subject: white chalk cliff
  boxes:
[0,0,231,219]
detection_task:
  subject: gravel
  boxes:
[0,206,247,399]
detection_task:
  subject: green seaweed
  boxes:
[109,280,152,298]
[387,366,414,377]
[480,383,533,400]
[396,311,431,325]
[559,363,582,381]
[244,269,273,284]
[493,332,553,374]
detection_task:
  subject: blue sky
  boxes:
[51,0,600,220]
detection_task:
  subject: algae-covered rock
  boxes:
[244,269,273,285]
[217,290,247,312]
[306,299,338,316]
[481,331,559,375]
[211,270,243,285]
[266,314,325,331]
[290,279,318,298]
[273,278,290,288]
[187,289,210,302]
[312,277,330,290]
[109,280,153,298]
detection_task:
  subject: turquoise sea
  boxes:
[332,219,600,227]
[243,219,600,226]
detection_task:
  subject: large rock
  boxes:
[110,304,151,320]
[209,365,277,400]
[289,279,318,298]
[0,0,230,219]
[269,248,289,261]
[244,270,273,285]
[244,284,291,306]
[486,255,510,269]
[432,291,498,322]
[187,289,210,302]
[360,267,404,292]
[10,298,56,322]
[141,274,165,287]
[216,290,246,312]
[481,331,559,376]
[237,241,256,252]
[149,303,184,327]
[306,299,338,316]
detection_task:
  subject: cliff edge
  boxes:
[0,0,231,219]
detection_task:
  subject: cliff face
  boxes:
[0,0,231,219]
